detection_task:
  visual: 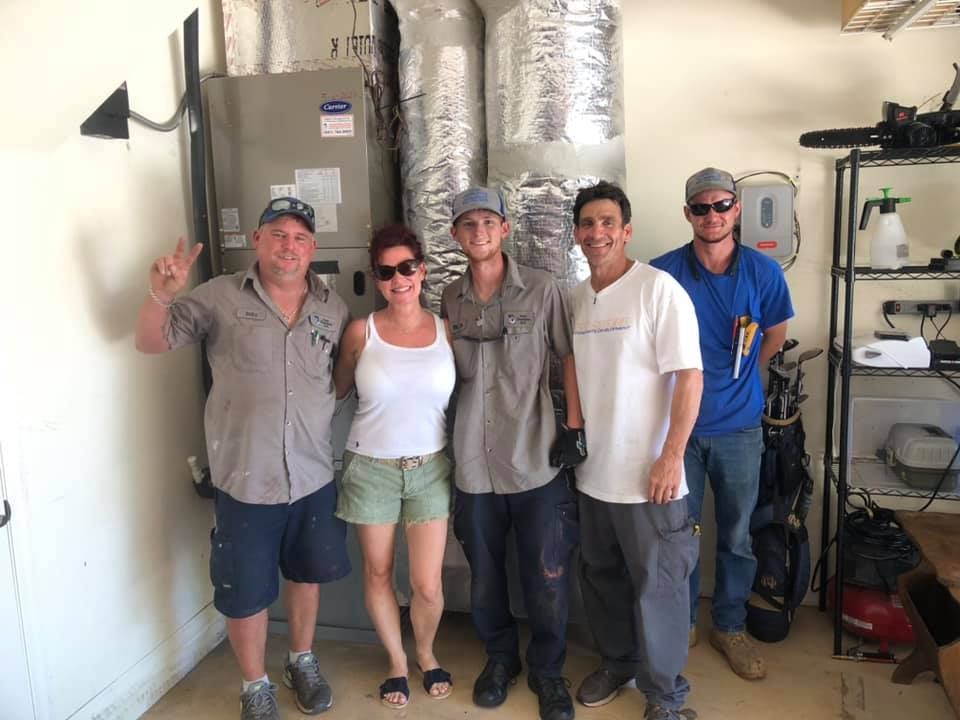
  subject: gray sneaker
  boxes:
[240,681,280,720]
[645,704,698,720]
[283,652,333,714]
[576,667,632,707]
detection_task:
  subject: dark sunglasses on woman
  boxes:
[687,197,737,216]
[373,258,422,281]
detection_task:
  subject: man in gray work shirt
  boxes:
[441,186,587,720]
[135,197,350,720]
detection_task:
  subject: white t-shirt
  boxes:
[570,261,702,503]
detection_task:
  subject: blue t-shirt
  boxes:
[650,243,794,436]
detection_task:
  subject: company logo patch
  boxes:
[320,100,352,114]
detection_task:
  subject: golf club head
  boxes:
[770,367,792,381]
[797,348,823,364]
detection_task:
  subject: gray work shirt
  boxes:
[440,254,572,495]
[165,264,349,505]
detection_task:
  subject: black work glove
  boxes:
[550,426,588,468]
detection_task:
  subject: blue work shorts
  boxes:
[209,482,351,619]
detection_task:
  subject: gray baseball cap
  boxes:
[452,186,507,223]
[685,167,736,202]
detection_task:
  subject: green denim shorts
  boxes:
[336,449,452,526]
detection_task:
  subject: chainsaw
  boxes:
[800,62,960,149]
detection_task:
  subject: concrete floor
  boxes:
[145,603,952,720]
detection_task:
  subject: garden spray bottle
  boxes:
[859,187,911,270]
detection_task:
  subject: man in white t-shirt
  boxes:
[569,181,703,720]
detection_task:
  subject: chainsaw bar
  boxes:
[798,126,890,149]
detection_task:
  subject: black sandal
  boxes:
[421,667,453,700]
[379,676,410,709]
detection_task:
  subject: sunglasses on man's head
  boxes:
[373,258,422,281]
[268,197,315,220]
[687,197,737,216]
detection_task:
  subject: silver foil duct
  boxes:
[223,0,396,76]
[476,0,624,287]
[394,0,486,312]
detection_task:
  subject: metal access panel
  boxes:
[206,67,399,320]
[739,183,794,258]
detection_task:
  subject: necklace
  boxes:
[280,285,308,325]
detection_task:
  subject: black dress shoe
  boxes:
[528,673,574,720]
[472,658,522,708]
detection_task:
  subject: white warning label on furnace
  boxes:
[321,114,354,138]
[220,208,240,232]
[270,184,297,199]
[296,168,342,206]
[222,234,247,249]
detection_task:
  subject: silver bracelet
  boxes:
[148,285,174,308]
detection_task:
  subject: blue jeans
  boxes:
[684,426,763,633]
[453,471,578,677]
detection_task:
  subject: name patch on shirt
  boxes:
[236,308,267,322]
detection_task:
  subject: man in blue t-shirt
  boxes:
[650,167,794,681]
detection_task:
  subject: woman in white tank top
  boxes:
[333,225,456,708]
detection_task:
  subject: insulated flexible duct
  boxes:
[394,0,486,312]
[476,0,624,286]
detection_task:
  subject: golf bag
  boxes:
[746,414,813,642]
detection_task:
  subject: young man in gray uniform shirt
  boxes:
[441,186,587,720]
[135,197,350,720]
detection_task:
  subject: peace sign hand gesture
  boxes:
[149,238,204,303]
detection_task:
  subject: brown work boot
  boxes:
[709,629,766,680]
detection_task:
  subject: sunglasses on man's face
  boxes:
[373,258,422,281]
[687,197,737,216]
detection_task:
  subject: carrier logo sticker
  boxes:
[236,309,267,322]
[320,100,352,113]
[309,313,336,331]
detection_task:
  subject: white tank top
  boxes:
[345,313,456,458]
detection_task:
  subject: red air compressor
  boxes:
[826,577,914,653]
[827,507,919,653]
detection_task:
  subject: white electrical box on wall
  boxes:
[739,183,794,258]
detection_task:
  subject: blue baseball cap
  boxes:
[452,186,507,223]
[258,197,316,233]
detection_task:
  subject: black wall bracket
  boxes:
[80,83,130,139]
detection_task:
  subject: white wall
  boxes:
[0,2,228,717]
[621,0,960,602]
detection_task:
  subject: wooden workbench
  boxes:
[894,511,960,718]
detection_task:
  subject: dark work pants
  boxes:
[578,493,698,711]
[453,471,578,677]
